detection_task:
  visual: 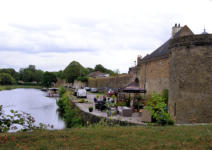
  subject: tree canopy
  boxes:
[63,61,87,83]
[42,72,57,87]
[19,65,43,83]
[94,64,116,76]
[0,68,19,81]
[0,73,15,85]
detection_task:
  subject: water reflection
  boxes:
[0,88,65,130]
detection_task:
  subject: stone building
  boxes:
[134,24,194,95]
[132,24,212,124]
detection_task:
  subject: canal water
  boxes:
[0,88,65,130]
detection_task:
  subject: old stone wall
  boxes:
[88,74,133,89]
[73,80,86,89]
[169,34,212,124]
[138,58,170,95]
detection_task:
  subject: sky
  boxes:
[0,0,212,73]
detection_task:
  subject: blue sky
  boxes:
[0,0,212,73]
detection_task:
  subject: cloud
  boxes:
[0,0,212,72]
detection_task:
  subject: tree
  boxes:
[63,61,86,83]
[94,64,107,73]
[94,64,116,76]
[85,67,94,75]
[0,73,15,85]
[19,65,43,83]
[52,70,64,79]
[42,72,57,87]
[0,68,19,81]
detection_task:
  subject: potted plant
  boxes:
[88,106,93,112]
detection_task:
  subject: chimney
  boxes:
[172,23,182,38]
[137,55,142,65]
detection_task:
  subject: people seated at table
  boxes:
[94,97,97,103]
[103,96,106,102]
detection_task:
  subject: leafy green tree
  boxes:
[0,73,15,85]
[86,67,94,74]
[0,68,19,81]
[77,76,88,82]
[63,61,86,83]
[94,64,116,76]
[42,72,57,87]
[19,65,43,83]
[94,64,107,73]
[52,70,64,79]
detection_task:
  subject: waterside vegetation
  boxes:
[0,85,42,91]
[56,87,83,128]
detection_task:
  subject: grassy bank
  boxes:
[0,125,212,150]
[0,85,42,91]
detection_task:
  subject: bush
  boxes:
[0,73,16,85]
[59,87,66,97]
[64,103,82,128]
[161,89,169,104]
[56,91,82,128]
[145,92,174,125]
[56,95,69,114]
[136,94,143,100]
[78,99,85,103]
[118,101,127,106]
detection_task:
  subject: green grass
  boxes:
[0,125,212,150]
[0,85,42,91]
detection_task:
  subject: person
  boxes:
[103,95,106,102]
[94,97,97,103]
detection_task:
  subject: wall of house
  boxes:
[138,58,170,95]
[169,34,212,124]
[88,74,133,89]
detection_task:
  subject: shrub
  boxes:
[64,103,82,128]
[59,87,66,97]
[161,89,169,104]
[78,99,85,103]
[0,105,48,132]
[118,101,127,106]
[56,95,69,114]
[111,95,116,100]
[145,92,174,125]
[56,91,82,128]
[136,94,143,100]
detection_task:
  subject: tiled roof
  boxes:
[88,71,108,77]
[142,25,194,63]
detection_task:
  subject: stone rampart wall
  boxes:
[169,34,212,123]
[88,74,133,89]
[137,58,169,95]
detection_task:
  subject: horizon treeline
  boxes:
[0,61,119,87]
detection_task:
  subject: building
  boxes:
[133,24,194,94]
[88,71,110,78]
[131,24,212,124]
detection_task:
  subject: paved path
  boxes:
[73,92,146,125]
